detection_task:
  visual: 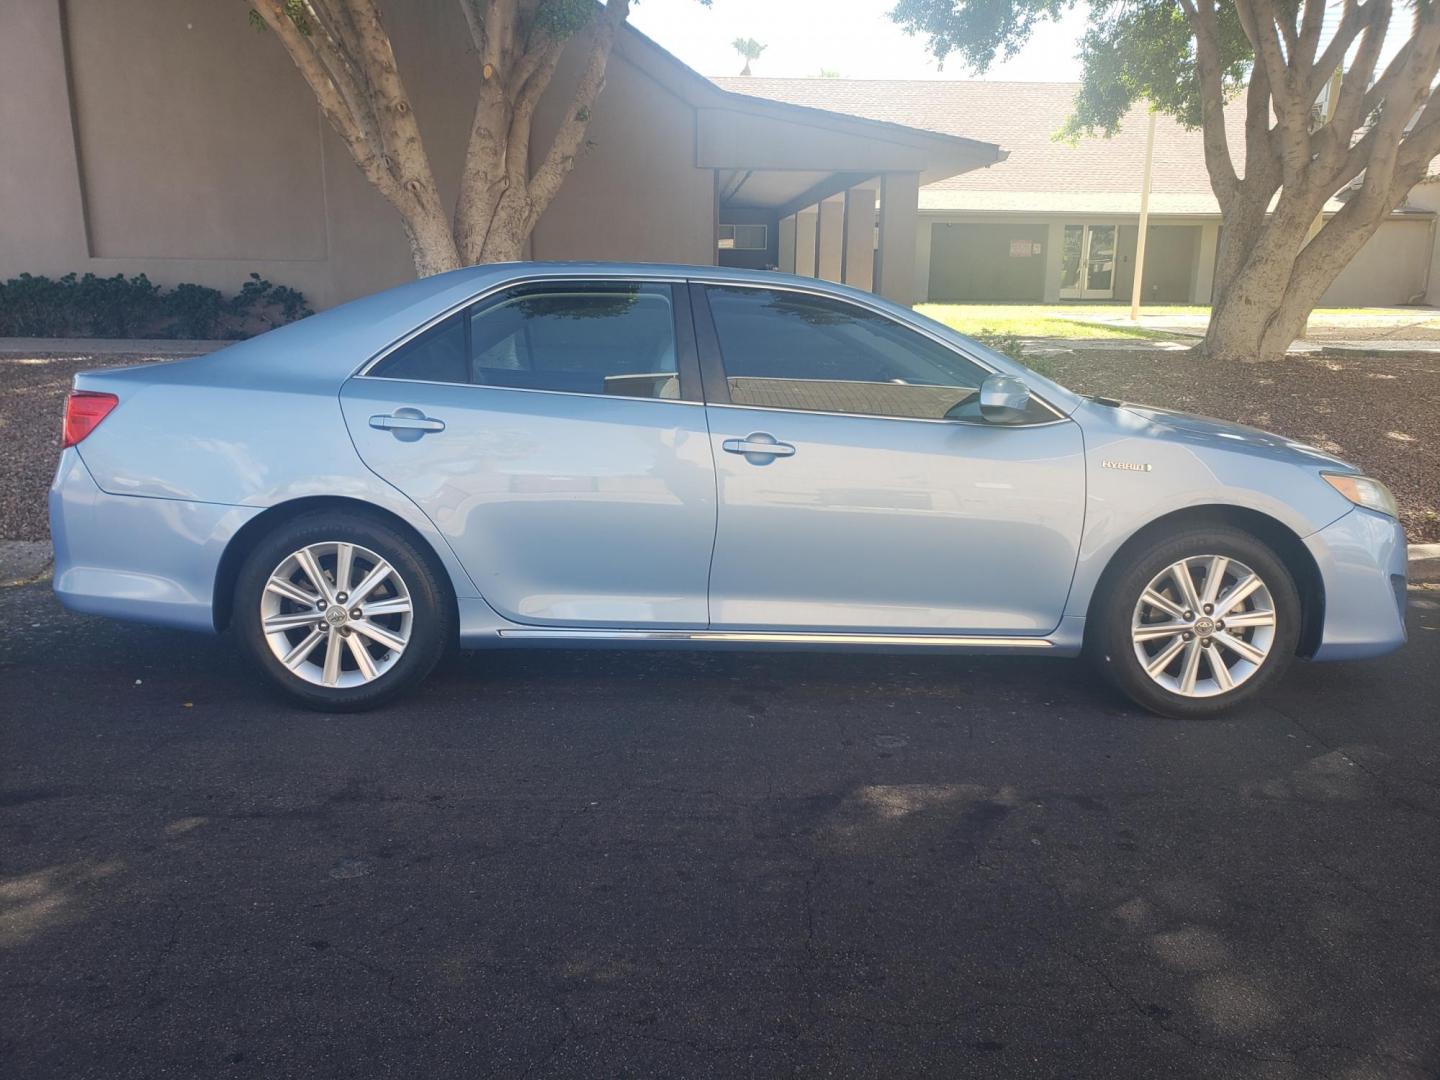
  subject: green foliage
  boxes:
[0,272,313,340]
[248,2,313,34]
[732,36,767,61]
[971,328,1026,362]
[889,0,1255,135]
[532,0,598,38]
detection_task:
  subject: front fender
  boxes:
[1063,405,1356,624]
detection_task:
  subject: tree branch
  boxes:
[1178,0,1238,205]
[525,0,631,219]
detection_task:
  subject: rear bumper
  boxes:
[49,450,258,633]
[1305,507,1408,661]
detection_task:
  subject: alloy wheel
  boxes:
[259,541,413,688]
[1130,555,1277,698]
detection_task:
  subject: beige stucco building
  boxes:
[717,77,1440,309]
[0,1,1002,312]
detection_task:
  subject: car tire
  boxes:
[233,510,453,711]
[1088,525,1301,719]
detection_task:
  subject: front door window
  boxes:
[1059,224,1118,299]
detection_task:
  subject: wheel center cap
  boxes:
[324,605,349,628]
[1192,616,1216,637]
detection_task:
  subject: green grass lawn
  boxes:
[918,302,1440,342]
[917,303,1201,341]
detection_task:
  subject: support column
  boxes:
[912,217,932,302]
[875,173,919,305]
[817,195,845,282]
[794,208,818,277]
[778,215,797,274]
[842,186,876,292]
[1193,222,1220,304]
[1043,221,1066,302]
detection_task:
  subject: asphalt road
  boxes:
[2,581,1438,1080]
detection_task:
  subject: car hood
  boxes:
[1107,400,1357,470]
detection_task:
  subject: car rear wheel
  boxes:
[1089,525,1301,718]
[233,511,452,711]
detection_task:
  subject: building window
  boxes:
[717,224,768,251]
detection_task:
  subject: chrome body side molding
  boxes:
[494,628,1055,648]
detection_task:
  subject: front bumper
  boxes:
[49,450,258,633]
[1304,506,1408,661]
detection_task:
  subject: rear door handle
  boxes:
[722,432,795,462]
[368,408,440,434]
[369,409,445,440]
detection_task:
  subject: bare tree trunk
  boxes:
[1174,0,1440,362]
[251,0,630,279]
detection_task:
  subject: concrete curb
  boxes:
[0,337,227,358]
[1410,543,1440,584]
[4,540,1439,589]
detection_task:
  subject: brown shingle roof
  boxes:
[711,77,1249,215]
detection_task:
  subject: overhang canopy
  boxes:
[616,26,1005,213]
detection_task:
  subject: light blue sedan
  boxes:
[50,265,1408,716]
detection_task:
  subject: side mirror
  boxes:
[979,373,1032,424]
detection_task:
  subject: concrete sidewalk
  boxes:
[1022,335,1440,355]
[6,334,1440,362]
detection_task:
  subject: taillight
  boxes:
[62,390,119,448]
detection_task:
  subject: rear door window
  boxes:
[372,281,684,401]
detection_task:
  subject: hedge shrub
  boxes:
[0,272,313,340]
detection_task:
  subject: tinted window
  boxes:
[371,282,681,400]
[471,283,678,399]
[705,286,1003,421]
[371,315,467,384]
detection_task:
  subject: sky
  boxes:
[628,0,1410,84]
[628,0,1093,82]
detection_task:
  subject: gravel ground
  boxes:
[3,348,1437,543]
[0,354,157,542]
[1039,348,1440,543]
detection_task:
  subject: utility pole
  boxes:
[1129,109,1158,321]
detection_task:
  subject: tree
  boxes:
[733,36,767,75]
[247,0,702,276]
[890,0,1440,361]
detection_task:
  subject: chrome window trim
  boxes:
[353,373,705,407]
[351,273,691,381]
[350,271,1069,424]
[689,278,1070,425]
[703,399,1071,429]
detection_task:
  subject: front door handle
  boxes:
[722,432,796,463]
[370,409,446,441]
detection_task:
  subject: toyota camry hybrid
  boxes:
[50,264,1408,717]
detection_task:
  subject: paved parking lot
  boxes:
[2,580,1438,1079]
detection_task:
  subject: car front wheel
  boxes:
[1089,525,1301,718]
[233,511,452,711]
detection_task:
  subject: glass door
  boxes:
[1059,224,1118,299]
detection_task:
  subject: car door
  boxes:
[341,278,716,628]
[693,282,1085,635]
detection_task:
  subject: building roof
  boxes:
[709,78,1262,217]
[613,33,1003,195]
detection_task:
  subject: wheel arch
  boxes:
[212,496,459,632]
[1084,504,1326,658]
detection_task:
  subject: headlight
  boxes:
[1322,472,1399,518]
